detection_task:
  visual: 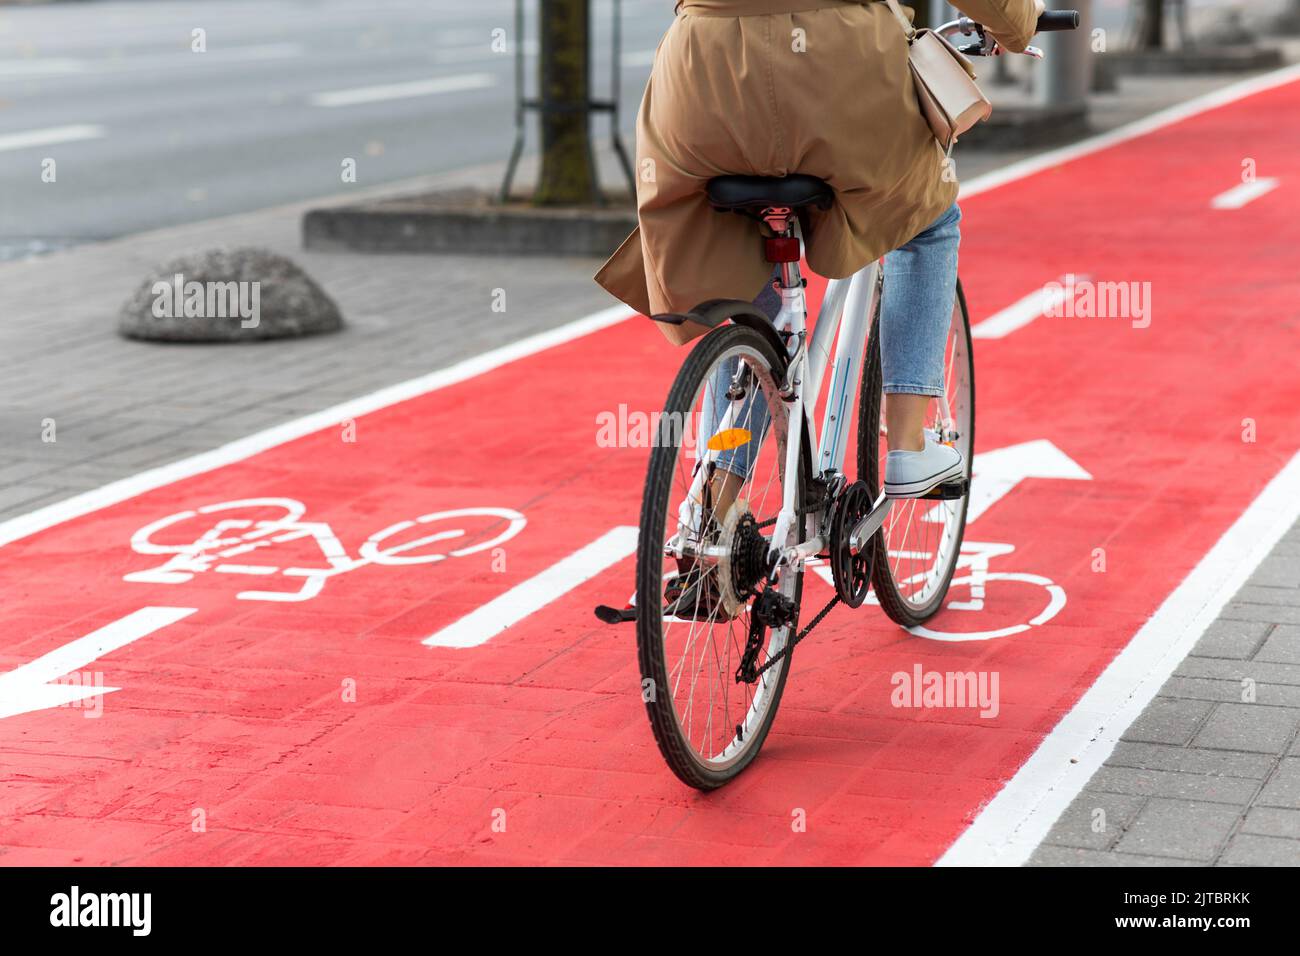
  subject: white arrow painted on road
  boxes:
[959,439,1092,524]
[0,606,196,719]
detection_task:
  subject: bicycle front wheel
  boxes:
[858,279,974,626]
[636,322,807,790]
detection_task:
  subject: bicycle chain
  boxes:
[745,481,849,679]
[741,500,836,681]
[752,591,840,679]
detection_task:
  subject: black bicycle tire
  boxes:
[636,322,807,790]
[859,279,975,627]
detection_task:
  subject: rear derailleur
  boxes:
[735,584,798,684]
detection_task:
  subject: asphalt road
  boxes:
[0,0,1282,261]
[0,0,671,259]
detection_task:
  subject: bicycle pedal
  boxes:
[594,604,637,624]
[920,478,969,500]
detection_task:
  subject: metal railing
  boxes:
[499,0,637,202]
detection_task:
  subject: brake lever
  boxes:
[943,17,1045,59]
[962,38,1046,59]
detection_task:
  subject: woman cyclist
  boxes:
[596,0,1044,501]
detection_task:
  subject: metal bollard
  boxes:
[929,1,957,29]
[1035,0,1093,110]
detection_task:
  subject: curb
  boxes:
[1105,45,1285,75]
[302,189,636,258]
[299,104,1092,257]
[961,103,1091,150]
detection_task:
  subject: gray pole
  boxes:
[1034,0,1092,110]
[930,1,956,28]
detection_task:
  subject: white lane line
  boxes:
[971,279,1070,340]
[177,43,305,69]
[960,63,1300,200]
[938,449,1300,866]
[1211,178,1280,209]
[0,44,303,78]
[310,73,495,108]
[423,526,639,648]
[0,59,89,77]
[199,42,303,62]
[0,606,197,719]
[0,303,631,550]
[436,41,536,64]
[0,124,105,154]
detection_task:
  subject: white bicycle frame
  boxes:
[680,253,891,577]
[768,258,892,571]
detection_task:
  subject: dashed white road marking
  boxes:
[970,279,1070,340]
[0,124,105,153]
[424,526,639,648]
[0,44,303,78]
[0,59,89,77]
[1211,178,1279,209]
[311,73,495,108]
[436,40,536,64]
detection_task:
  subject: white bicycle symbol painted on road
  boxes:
[124,497,526,602]
[811,539,1066,641]
[871,540,1066,641]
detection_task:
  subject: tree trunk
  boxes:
[535,0,597,206]
[1134,0,1165,50]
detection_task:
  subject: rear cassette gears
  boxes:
[828,480,873,608]
[717,504,770,617]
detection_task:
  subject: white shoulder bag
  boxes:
[882,0,993,151]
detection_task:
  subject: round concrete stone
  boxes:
[118,247,344,342]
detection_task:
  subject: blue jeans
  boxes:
[880,201,961,397]
[707,201,961,478]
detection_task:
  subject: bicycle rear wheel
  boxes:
[636,322,807,790]
[858,279,974,626]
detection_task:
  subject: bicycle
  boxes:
[608,10,1082,789]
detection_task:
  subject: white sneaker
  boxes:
[884,432,964,498]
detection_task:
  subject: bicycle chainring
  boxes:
[829,480,873,608]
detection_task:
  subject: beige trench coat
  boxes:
[594,0,1039,340]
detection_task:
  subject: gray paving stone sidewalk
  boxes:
[0,157,620,522]
[1030,529,1300,867]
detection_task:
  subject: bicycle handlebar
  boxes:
[1036,10,1081,32]
[942,9,1079,57]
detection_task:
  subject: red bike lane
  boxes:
[1,76,1298,866]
